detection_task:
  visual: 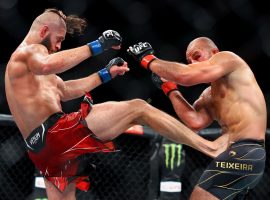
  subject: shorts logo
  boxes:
[229,150,237,157]
[30,132,40,145]
[163,144,182,170]
[215,161,253,171]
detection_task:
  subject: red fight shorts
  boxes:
[25,93,116,192]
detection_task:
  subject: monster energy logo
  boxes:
[163,144,182,170]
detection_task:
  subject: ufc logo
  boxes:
[134,43,149,53]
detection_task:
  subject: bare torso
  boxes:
[5,44,62,139]
[205,53,266,142]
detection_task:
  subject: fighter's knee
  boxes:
[128,98,147,107]
[126,98,149,116]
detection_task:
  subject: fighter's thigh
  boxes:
[84,99,144,140]
[44,178,76,200]
[190,186,219,200]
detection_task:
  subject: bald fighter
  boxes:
[5,9,228,200]
[128,38,266,200]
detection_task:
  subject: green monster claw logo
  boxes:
[163,144,182,170]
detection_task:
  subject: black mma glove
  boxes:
[98,57,125,83]
[127,42,157,69]
[88,30,122,56]
[152,73,178,96]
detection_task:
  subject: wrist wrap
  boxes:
[98,68,111,83]
[141,55,157,69]
[162,82,178,96]
[88,40,103,56]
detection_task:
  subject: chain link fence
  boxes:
[0,122,35,199]
[0,115,269,200]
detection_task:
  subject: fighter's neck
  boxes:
[22,32,42,46]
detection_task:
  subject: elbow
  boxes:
[188,123,204,132]
[60,94,71,102]
[185,118,205,132]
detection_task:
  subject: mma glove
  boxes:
[127,42,157,70]
[98,57,125,83]
[151,73,178,96]
[88,30,122,56]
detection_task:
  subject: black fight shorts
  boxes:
[197,139,266,200]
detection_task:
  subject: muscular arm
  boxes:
[168,87,213,131]
[57,59,129,101]
[149,52,236,86]
[57,73,102,102]
[169,88,230,158]
[26,44,91,75]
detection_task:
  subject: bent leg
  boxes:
[85,99,218,157]
[84,99,145,141]
[44,178,76,200]
[190,186,219,200]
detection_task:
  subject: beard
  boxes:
[41,35,53,53]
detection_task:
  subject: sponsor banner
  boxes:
[163,143,183,170]
[160,181,182,192]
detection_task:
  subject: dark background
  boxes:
[0,0,269,126]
